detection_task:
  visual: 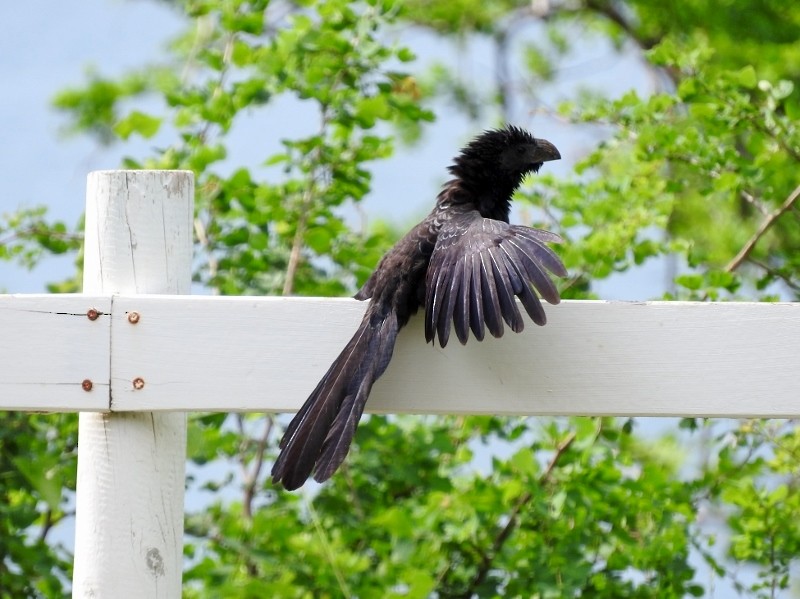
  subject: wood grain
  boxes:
[0,294,109,410]
[6,294,796,418]
[73,170,192,599]
[107,296,800,418]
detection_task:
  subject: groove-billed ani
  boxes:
[272,125,566,490]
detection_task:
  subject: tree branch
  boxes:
[0,226,82,249]
[282,206,310,296]
[37,508,57,544]
[725,183,800,273]
[281,109,327,296]
[194,215,219,289]
[238,415,274,520]
[746,257,800,294]
[493,29,514,122]
[457,431,577,598]
[582,0,659,51]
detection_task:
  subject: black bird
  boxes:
[272,125,566,490]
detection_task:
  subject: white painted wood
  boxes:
[2,292,796,417]
[107,296,800,418]
[0,294,110,411]
[73,171,193,599]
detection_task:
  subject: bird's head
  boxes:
[446,126,560,218]
[450,125,560,188]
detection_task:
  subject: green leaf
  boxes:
[509,446,538,476]
[305,226,332,254]
[11,456,62,511]
[113,111,162,140]
[396,47,416,62]
[732,65,757,89]
[675,273,703,291]
[354,95,390,128]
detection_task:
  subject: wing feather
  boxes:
[424,212,565,346]
[479,250,504,338]
[438,255,462,347]
[512,227,568,278]
[453,253,472,345]
[506,237,561,305]
[488,245,524,333]
[506,248,548,325]
[469,251,485,341]
[425,252,449,342]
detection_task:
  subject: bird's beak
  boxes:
[533,138,561,162]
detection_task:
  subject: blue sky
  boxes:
[0,1,661,296]
[0,1,183,290]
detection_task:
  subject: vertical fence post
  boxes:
[73,171,194,598]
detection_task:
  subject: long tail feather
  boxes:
[271,309,399,490]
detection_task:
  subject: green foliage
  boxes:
[0,207,82,273]
[617,0,800,83]
[0,413,77,597]
[4,0,800,597]
[182,416,704,598]
[400,0,529,35]
[549,37,800,300]
[55,0,433,296]
[707,420,800,597]
[54,71,152,143]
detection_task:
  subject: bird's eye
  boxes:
[517,146,526,154]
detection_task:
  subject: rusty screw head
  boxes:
[86,309,99,321]
[132,377,145,390]
[81,379,93,392]
[127,311,140,324]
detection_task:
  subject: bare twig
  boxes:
[240,416,274,520]
[37,508,56,543]
[494,29,514,122]
[308,501,354,598]
[282,6,373,295]
[281,102,330,295]
[725,183,800,273]
[753,120,800,164]
[583,0,659,51]
[456,431,577,598]
[194,216,219,290]
[282,206,310,296]
[0,227,82,248]
[342,464,366,523]
[740,189,770,216]
[746,257,800,293]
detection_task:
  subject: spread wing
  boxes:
[425,212,567,347]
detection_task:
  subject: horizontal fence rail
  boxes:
[2,294,798,418]
[0,294,112,411]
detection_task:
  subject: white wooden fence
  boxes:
[2,171,798,598]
